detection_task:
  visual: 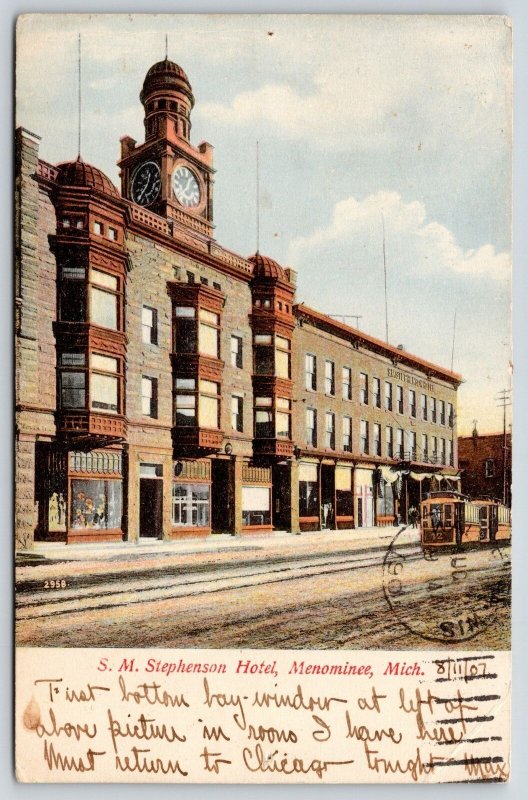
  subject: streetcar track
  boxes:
[16,550,428,621]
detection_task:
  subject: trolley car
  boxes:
[420,491,511,550]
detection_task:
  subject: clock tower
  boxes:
[118,58,215,240]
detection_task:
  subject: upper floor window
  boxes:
[385,381,393,411]
[386,426,393,458]
[174,306,196,353]
[342,367,352,400]
[276,397,291,439]
[373,422,381,456]
[108,227,118,242]
[59,264,86,322]
[421,393,428,421]
[141,376,158,418]
[409,389,417,418]
[360,419,369,454]
[90,269,118,330]
[342,416,352,452]
[305,353,317,391]
[440,437,447,464]
[231,395,243,432]
[93,221,103,236]
[255,396,273,438]
[60,353,86,409]
[199,379,220,429]
[448,403,454,428]
[360,373,369,405]
[230,335,243,369]
[275,336,291,379]
[422,433,428,460]
[431,435,438,461]
[396,385,404,414]
[198,309,220,358]
[430,397,437,423]
[142,306,158,345]
[91,354,118,414]
[306,408,317,447]
[254,334,274,375]
[174,378,196,427]
[373,378,381,409]
[448,440,454,467]
[325,360,335,396]
[439,400,446,426]
[396,428,404,458]
[408,431,417,459]
[325,412,335,450]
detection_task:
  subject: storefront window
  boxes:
[376,482,395,517]
[299,463,318,517]
[242,486,271,526]
[336,467,353,517]
[172,483,210,526]
[70,479,122,530]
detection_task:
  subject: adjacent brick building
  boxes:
[458,429,512,506]
[15,57,462,550]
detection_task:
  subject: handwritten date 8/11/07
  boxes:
[44,580,68,589]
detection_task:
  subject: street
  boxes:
[15,527,510,650]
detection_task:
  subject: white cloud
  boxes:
[288,191,510,280]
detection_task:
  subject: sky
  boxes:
[15,13,512,436]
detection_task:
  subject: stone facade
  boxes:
[15,57,462,551]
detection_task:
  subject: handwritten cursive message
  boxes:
[16,648,511,783]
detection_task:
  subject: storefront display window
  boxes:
[376,481,395,517]
[70,479,122,530]
[242,486,271,526]
[299,463,318,517]
[172,483,210,527]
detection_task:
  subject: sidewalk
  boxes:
[16,524,418,568]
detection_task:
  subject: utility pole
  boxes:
[496,389,511,505]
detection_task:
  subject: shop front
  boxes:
[355,467,374,528]
[171,459,211,539]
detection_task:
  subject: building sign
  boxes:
[387,367,434,393]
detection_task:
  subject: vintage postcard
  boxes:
[15,14,512,783]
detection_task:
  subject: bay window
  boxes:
[174,306,197,353]
[254,334,274,375]
[198,308,220,358]
[91,354,118,414]
[198,379,220,428]
[175,378,196,426]
[255,396,273,438]
[276,397,291,439]
[275,336,291,379]
[90,269,118,330]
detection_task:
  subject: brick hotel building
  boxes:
[15,57,461,549]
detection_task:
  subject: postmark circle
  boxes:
[381,526,510,644]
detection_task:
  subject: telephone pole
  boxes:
[496,389,511,505]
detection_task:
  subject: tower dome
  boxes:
[140,58,195,142]
[56,157,120,199]
[249,253,287,281]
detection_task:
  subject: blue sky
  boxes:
[16,13,512,435]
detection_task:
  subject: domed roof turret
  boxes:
[249,253,287,281]
[140,58,194,107]
[57,157,120,199]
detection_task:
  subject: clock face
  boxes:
[131,161,161,206]
[172,166,201,208]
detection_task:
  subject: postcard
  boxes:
[15,13,512,783]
